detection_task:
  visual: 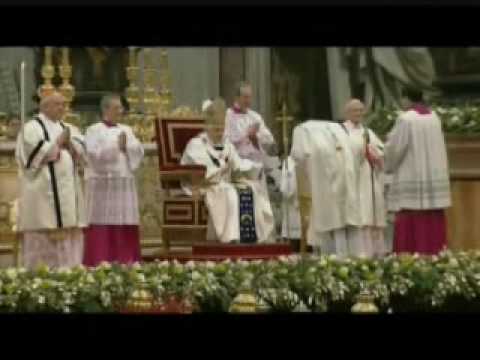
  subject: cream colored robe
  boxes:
[384,110,451,211]
[15,113,87,268]
[343,120,388,256]
[290,120,361,251]
[181,132,275,243]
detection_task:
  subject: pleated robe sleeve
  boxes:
[384,116,410,174]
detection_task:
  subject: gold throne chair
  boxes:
[154,107,209,254]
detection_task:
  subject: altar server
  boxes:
[83,94,144,266]
[385,87,451,254]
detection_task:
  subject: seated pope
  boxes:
[180,98,275,244]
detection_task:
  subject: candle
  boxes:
[62,48,69,65]
[20,61,25,125]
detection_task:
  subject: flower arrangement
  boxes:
[2,251,480,313]
[366,104,480,136]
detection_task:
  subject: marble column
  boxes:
[245,47,272,127]
[326,47,351,120]
[0,47,36,117]
[219,47,246,106]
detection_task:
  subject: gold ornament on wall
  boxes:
[37,47,56,100]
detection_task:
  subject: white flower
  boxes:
[99,262,112,270]
[205,261,216,269]
[192,271,202,281]
[38,295,46,305]
[57,267,72,275]
[101,291,111,307]
[185,261,196,269]
[136,273,146,283]
[449,258,459,267]
[6,268,17,280]
[86,274,95,284]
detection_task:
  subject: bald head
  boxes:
[344,98,366,124]
[40,92,66,121]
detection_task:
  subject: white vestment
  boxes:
[343,120,388,257]
[181,132,275,243]
[84,122,144,225]
[290,120,363,258]
[15,113,87,268]
[279,156,301,239]
[384,109,451,211]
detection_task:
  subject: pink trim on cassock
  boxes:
[409,104,432,115]
[102,120,118,127]
[232,103,247,114]
[393,209,447,255]
[83,225,141,266]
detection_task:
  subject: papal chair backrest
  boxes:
[155,107,205,172]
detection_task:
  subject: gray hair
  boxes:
[235,81,252,97]
[100,93,122,115]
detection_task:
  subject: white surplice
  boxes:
[15,113,87,268]
[180,132,275,243]
[84,122,144,225]
[343,120,388,257]
[384,109,451,211]
[290,120,363,258]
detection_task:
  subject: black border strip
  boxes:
[26,139,45,169]
[34,117,63,229]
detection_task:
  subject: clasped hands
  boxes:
[247,123,260,149]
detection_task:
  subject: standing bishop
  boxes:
[15,92,87,269]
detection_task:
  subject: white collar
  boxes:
[344,120,363,130]
[38,113,60,126]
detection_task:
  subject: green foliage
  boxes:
[2,252,480,313]
[366,104,480,136]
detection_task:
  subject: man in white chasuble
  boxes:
[181,98,275,244]
[291,119,362,258]
[342,99,388,257]
[15,92,87,269]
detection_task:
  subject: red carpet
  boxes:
[143,243,293,263]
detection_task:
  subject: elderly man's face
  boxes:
[237,86,253,110]
[44,96,66,121]
[105,98,124,123]
[347,102,366,124]
[207,110,226,144]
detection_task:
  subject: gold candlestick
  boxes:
[58,48,76,115]
[158,48,172,115]
[143,48,160,118]
[37,47,56,100]
[125,47,141,118]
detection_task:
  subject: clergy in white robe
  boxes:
[181,98,275,244]
[279,156,301,241]
[291,120,362,258]
[83,94,144,266]
[15,92,87,269]
[342,99,388,257]
[384,88,451,255]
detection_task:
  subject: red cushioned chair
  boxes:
[154,107,209,254]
